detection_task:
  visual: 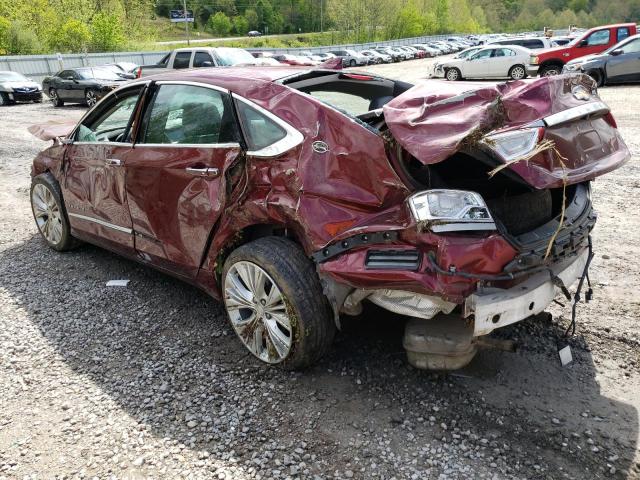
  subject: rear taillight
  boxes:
[604,112,618,128]
[135,67,142,79]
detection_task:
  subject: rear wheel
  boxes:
[539,65,562,77]
[349,59,356,67]
[509,64,526,80]
[587,69,604,87]
[49,88,63,107]
[30,173,79,251]
[0,92,9,106]
[445,67,462,81]
[222,237,336,370]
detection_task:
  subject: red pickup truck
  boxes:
[528,23,637,76]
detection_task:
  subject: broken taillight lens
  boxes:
[483,127,543,162]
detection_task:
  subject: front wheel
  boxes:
[509,65,526,80]
[85,89,98,107]
[0,92,9,106]
[49,88,63,107]
[349,59,356,67]
[445,67,461,81]
[30,173,79,251]
[222,237,336,370]
[539,65,562,77]
[587,69,604,87]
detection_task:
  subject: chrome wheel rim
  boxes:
[86,90,97,107]
[446,69,458,80]
[49,89,57,104]
[31,184,63,245]
[224,261,293,364]
[511,67,525,79]
[543,68,559,76]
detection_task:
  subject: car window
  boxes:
[141,84,237,145]
[523,39,544,48]
[236,100,286,151]
[194,51,214,67]
[620,38,640,54]
[173,51,192,69]
[307,90,371,116]
[77,89,142,143]
[158,54,170,66]
[617,27,630,42]
[59,70,75,80]
[586,30,610,46]
[470,49,493,60]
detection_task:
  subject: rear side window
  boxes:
[586,30,610,46]
[140,84,239,145]
[620,38,640,53]
[194,51,214,67]
[617,27,630,42]
[236,100,286,151]
[173,51,191,69]
[158,54,170,66]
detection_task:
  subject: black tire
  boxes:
[49,88,63,107]
[349,59,356,67]
[508,64,526,80]
[539,65,562,77]
[30,173,80,251]
[587,69,604,87]
[85,89,98,107]
[222,237,336,370]
[445,67,462,81]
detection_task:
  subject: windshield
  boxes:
[0,72,28,82]
[77,68,123,81]
[215,48,256,66]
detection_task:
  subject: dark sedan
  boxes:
[42,67,128,107]
[0,71,43,106]
[563,34,640,86]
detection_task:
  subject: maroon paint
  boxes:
[383,73,630,188]
[30,67,628,306]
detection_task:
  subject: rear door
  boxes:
[124,81,242,277]
[490,48,516,77]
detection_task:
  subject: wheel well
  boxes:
[539,59,564,70]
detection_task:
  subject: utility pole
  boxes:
[183,0,191,46]
[320,0,323,33]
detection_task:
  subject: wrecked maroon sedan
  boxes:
[29,67,629,370]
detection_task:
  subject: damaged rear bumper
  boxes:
[464,247,588,336]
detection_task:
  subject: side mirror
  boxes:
[610,48,623,56]
[201,61,214,67]
[579,39,588,47]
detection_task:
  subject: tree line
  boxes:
[0,0,638,55]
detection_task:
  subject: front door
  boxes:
[61,85,145,251]
[606,37,640,83]
[125,82,242,277]
[464,48,493,77]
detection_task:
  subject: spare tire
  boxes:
[486,189,553,236]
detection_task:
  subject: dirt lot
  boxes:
[1,59,639,480]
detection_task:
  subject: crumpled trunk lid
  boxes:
[383,74,630,189]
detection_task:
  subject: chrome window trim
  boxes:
[136,142,241,149]
[153,80,228,93]
[232,93,304,157]
[73,141,133,146]
[544,101,609,127]
[68,213,132,234]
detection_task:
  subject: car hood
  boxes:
[1,80,40,89]
[566,54,600,66]
[28,121,76,141]
[383,73,629,188]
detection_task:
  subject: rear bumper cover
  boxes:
[465,247,588,336]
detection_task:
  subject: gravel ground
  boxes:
[1,59,639,480]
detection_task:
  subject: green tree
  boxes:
[90,12,124,51]
[244,8,259,30]
[51,19,91,52]
[209,11,232,35]
[6,21,42,54]
[0,16,9,54]
[232,15,249,35]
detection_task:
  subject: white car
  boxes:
[440,45,531,81]
[431,46,483,78]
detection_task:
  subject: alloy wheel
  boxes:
[446,68,460,81]
[49,89,58,104]
[543,68,560,76]
[224,261,293,363]
[511,66,525,80]
[31,183,63,245]
[85,90,97,107]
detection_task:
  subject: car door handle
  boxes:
[105,158,122,166]
[185,167,220,177]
